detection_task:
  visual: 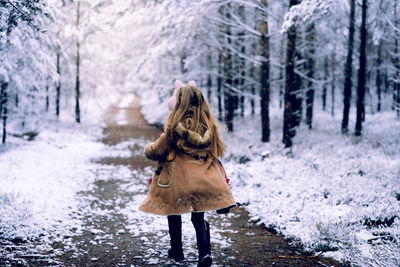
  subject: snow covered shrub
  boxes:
[313,221,354,252]
[367,235,400,267]
[0,192,33,241]
[360,218,400,266]
[311,220,367,265]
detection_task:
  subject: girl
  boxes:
[139,80,236,266]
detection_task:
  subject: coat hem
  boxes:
[138,202,237,216]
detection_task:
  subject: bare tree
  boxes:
[238,5,246,117]
[250,40,257,115]
[260,0,270,142]
[206,50,213,104]
[322,56,328,111]
[1,82,8,144]
[279,36,285,109]
[217,52,223,121]
[56,47,61,117]
[75,0,81,123]
[223,4,234,131]
[283,0,301,148]
[46,86,49,112]
[305,23,315,129]
[355,0,368,136]
[376,42,382,112]
[331,49,336,117]
[394,0,400,118]
[341,0,355,133]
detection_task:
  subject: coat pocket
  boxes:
[157,162,174,188]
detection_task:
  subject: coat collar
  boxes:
[176,122,211,148]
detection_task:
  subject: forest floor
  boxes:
[0,94,343,266]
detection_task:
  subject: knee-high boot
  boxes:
[191,212,212,267]
[167,215,184,262]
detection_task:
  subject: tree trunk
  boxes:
[232,10,240,114]
[376,43,382,112]
[56,48,61,117]
[397,84,400,118]
[223,4,234,131]
[0,84,3,120]
[305,23,315,129]
[239,5,246,117]
[384,68,389,94]
[279,36,285,109]
[1,82,8,144]
[250,42,256,115]
[239,65,245,118]
[394,0,400,118]
[260,0,270,142]
[366,64,373,117]
[331,50,336,117]
[217,52,223,121]
[341,0,355,133]
[15,92,18,108]
[322,56,328,111]
[46,85,49,112]
[75,43,81,123]
[217,7,224,122]
[251,84,255,115]
[295,40,303,126]
[207,51,212,105]
[75,0,81,123]
[0,84,3,123]
[250,9,257,116]
[355,0,368,136]
[207,73,212,104]
[283,0,300,148]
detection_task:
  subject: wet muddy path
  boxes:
[1,94,342,266]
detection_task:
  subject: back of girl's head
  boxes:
[165,83,225,158]
[176,85,203,115]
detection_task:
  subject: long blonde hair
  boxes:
[164,84,225,160]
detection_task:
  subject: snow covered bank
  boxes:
[225,110,400,266]
[140,97,400,266]
[0,120,104,242]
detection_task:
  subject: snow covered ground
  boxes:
[141,95,400,266]
[0,90,121,247]
[223,110,400,266]
[0,119,104,243]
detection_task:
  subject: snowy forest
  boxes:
[1,0,400,266]
[1,0,400,145]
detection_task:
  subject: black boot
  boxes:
[191,212,212,267]
[202,220,212,266]
[167,215,184,262]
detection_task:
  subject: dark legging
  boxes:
[167,212,205,228]
[168,212,210,258]
[191,211,205,224]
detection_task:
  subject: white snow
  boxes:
[226,110,400,266]
[0,121,104,241]
[118,94,135,108]
[115,110,128,126]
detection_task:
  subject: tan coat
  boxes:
[139,124,236,216]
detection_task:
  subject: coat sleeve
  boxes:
[144,133,170,161]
